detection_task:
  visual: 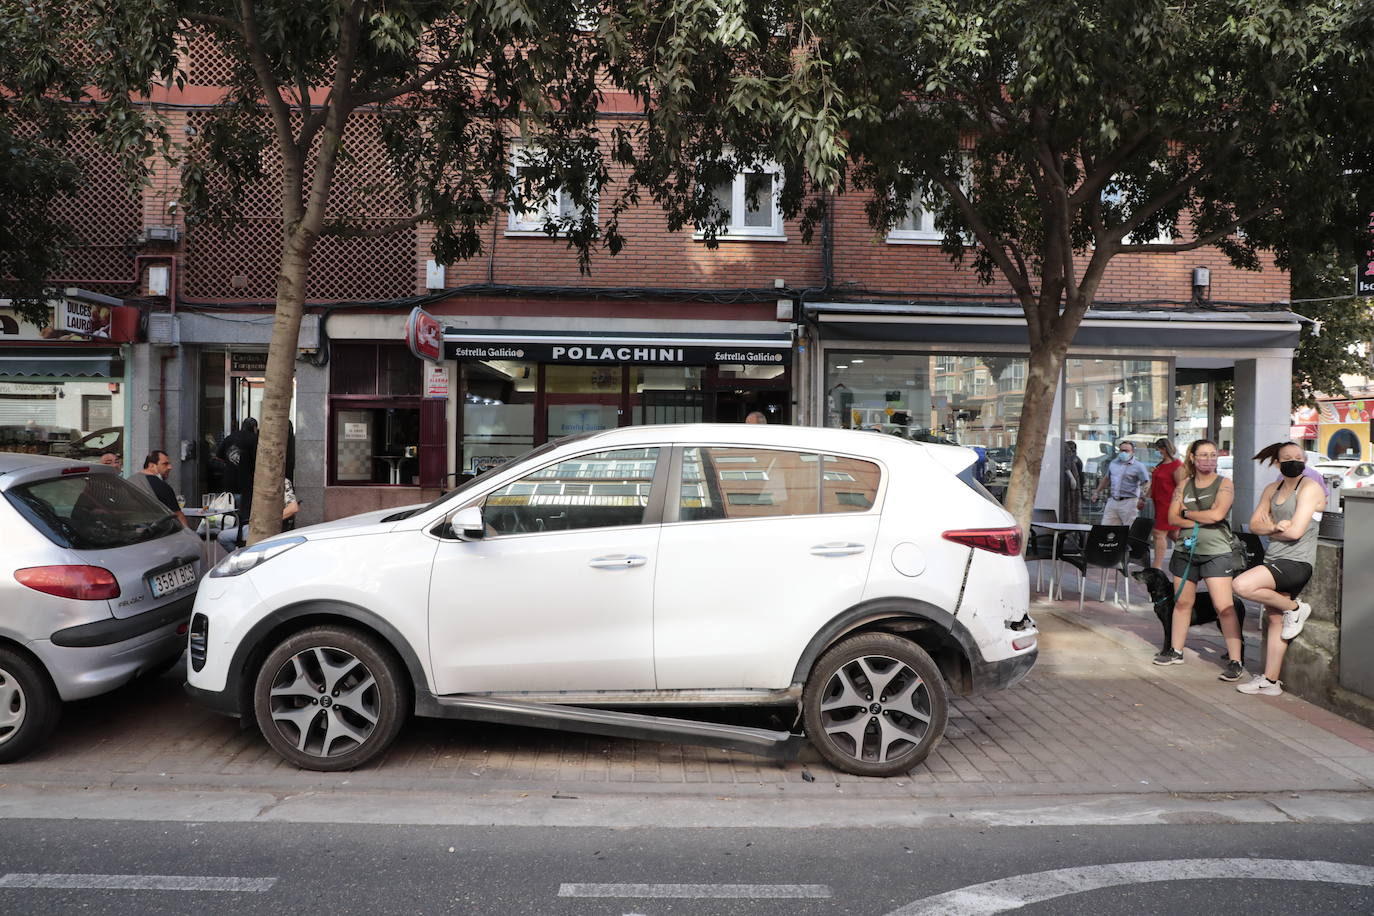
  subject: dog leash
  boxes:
[1174,522,1199,602]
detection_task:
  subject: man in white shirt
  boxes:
[1093,440,1151,526]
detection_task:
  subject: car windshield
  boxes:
[5,471,182,550]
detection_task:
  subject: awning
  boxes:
[0,353,116,378]
[443,329,793,366]
[1291,424,1317,439]
[807,302,1303,351]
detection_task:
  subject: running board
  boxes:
[432,695,804,761]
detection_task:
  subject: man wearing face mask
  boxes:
[1093,439,1152,525]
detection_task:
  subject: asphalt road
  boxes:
[2,820,1371,915]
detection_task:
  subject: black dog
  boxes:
[1131,567,1248,663]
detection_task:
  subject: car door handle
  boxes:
[588,554,647,569]
[810,542,866,557]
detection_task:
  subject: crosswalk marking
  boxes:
[559,883,831,899]
[0,873,277,892]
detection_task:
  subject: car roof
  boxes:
[551,423,978,470]
[0,451,110,483]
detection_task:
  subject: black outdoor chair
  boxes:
[1025,508,1059,592]
[1126,516,1154,569]
[1058,524,1131,610]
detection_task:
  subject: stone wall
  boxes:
[1277,539,1374,729]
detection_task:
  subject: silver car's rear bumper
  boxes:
[28,593,194,701]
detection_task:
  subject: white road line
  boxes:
[0,873,277,893]
[559,883,832,899]
[884,858,1374,915]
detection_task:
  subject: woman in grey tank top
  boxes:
[1232,442,1325,696]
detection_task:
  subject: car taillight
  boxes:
[942,527,1023,556]
[14,565,121,600]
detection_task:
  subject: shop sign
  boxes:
[57,300,113,339]
[1359,218,1374,295]
[405,307,443,362]
[444,341,790,365]
[424,363,449,399]
[1321,399,1372,423]
[0,382,58,395]
[231,352,268,374]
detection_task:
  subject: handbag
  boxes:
[198,491,237,536]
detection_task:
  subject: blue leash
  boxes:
[1174,522,1199,602]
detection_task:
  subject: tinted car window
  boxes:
[7,472,181,550]
[821,455,881,512]
[680,447,820,521]
[484,447,659,534]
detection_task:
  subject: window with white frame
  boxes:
[703,163,784,238]
[507,146,594,235]
[1101,181,1173,246]
[887,192,942,243]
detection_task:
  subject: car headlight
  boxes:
[209,536,306,578]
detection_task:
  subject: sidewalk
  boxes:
[2,573,1372,825]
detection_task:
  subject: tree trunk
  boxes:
[246,236,311,546]
[1004,331,1074,536]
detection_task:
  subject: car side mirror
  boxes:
[452,505,485,540]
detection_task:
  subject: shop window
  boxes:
[483,447,659,534]
[0,377,125,460]
[329,343,423,485]
[679,447,819,521]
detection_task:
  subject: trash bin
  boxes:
[1339,488,1374,700]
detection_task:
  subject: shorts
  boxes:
[1263,558,1313,597]
[1169,550,1238,583]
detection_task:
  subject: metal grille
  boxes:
[183,111,417,301]
[49,131,142,292]
[186,29,240,86]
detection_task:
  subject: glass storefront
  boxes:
[0,355,126,464]
[453,345,791,478]
[824,349,1172,521]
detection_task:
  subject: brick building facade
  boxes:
[0,73,1301,527]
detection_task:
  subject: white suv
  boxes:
[186,424,1036,777]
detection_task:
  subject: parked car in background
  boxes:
[64,426,124,460]
[1314,459,1374,493]
[1217,455,1233,479]
[0,454,203,762]
[187,424,1038,777]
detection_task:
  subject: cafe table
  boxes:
[1029,521,1093,600]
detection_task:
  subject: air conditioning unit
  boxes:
[146,312,180,346]
[143,226,181,243]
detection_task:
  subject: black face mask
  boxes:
[1279,460,1305,479]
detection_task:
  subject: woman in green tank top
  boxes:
[1152,439,1245,678]
[1231,441,1325,697]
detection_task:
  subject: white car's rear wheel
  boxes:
[802,633,948,777]
[252,626,407,771]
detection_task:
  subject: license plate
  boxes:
[149,562,197,598]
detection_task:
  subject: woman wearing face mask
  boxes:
[1154,439,1246,680]
[1230,442,1323,696]
[1149,438,1185,572]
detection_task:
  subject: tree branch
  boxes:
[183,11,245,37]
[238,0,303,224]
[1127,207,1270,252]
[320,213,429,238]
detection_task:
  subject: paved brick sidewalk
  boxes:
[4,591,1372,801]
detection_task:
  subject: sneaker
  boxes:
[1236,675,1283,696]
[1152,648,1184,666]
[1281,600,1312,640]
[1217,659,1246,682]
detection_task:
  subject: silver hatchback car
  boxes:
[1,453,204,762]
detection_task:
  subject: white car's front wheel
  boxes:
[802,633,948,777]
[252,626,408,771]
